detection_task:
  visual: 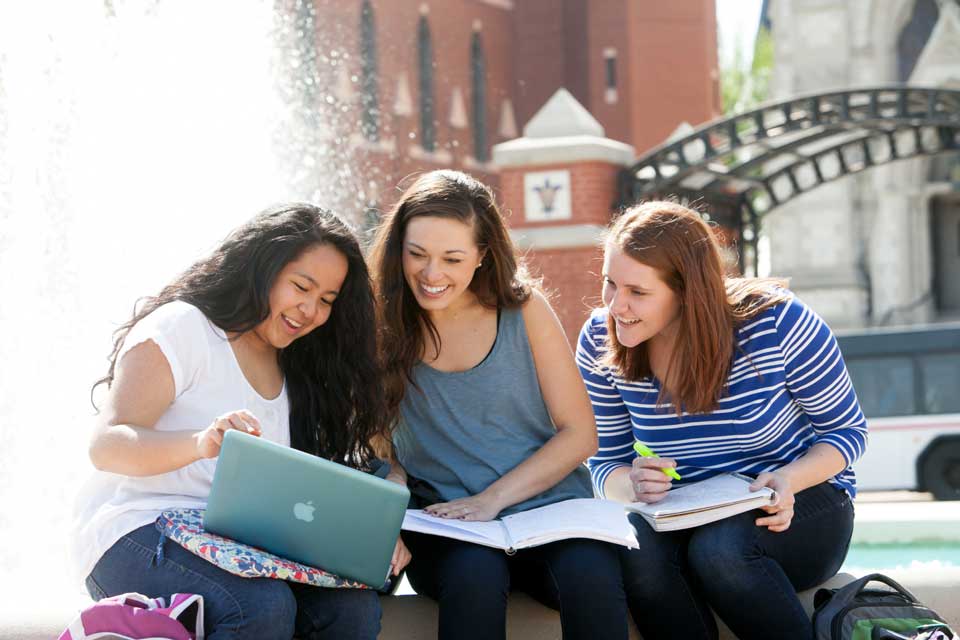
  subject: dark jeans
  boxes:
[86,523,381,640]
[403,530,629,640]
[621,481,854,640]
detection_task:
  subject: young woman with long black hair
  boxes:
[73,204,402,639]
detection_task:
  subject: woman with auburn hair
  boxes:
[369,170,629,640]
[576,201,867,640]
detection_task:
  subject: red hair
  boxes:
[602,201,787,414]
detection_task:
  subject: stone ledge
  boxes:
[377,572,847,640]
[7,571,958,640]
[493,135,636,168]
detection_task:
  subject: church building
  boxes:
[306,0,721,339]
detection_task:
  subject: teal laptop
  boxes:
[204,429,410,588]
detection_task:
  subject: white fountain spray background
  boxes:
[0,1,367,603]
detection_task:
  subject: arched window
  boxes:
[603,48,618,104]
[470,32,488,162]
[897,0,939,82]
[360,0,379,141]
[417,16,436,152]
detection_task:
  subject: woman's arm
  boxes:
[750,442,847,532]
[89,340,259,476]
[377,452,412,575]
[371,432,409,487]
[574,310,646,503]
[424,290,599,521]
[382,453,409,487]
[599,467,635,503]
[777,297,868,467]
[751,296,868,531]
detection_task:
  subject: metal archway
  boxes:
[619,86,960,273]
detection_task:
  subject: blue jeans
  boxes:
[402,531,629,640]
[621,481,854,640]
[86,523,381,640]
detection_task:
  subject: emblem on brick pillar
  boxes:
[524,170,571,221]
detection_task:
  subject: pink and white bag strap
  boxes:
[59,592,204,640]
[164,593,205,639]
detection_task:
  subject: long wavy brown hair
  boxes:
[602,201,788,414]
[369,170,534,429]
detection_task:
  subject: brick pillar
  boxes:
[493,88,635,345]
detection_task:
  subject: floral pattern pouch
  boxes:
[156,508,369,589]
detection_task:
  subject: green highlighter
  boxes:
[633,441,682,481]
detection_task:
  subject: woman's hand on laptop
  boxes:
[196,410,262,459]
[390,537,411,576]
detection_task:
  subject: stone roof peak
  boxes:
[523,88,605,138]
[910,1,960,86]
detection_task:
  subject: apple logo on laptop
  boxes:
[293,500,315,522]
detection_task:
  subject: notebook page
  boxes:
[501,499,638,549]
[402,510,508,549]
[630,473,776,518]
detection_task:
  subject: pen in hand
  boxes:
[633,441,682,481]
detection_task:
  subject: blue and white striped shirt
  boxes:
[576,293,868,498]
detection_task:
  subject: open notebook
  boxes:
[402,498,639,554]
[627,472,778,532]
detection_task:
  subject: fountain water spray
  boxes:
[0,0,368,604]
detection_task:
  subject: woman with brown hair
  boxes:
[369,170,628,640]
[577,200,868,640]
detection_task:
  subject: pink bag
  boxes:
[58,592,204,640]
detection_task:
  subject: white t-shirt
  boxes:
[72,301,290,582]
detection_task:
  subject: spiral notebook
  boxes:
[626,472,778,532]
[402,498,639,554]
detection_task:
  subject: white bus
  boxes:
[838,322,960,500]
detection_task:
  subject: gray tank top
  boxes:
[393,306,593,516]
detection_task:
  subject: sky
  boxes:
[716,0,764,67]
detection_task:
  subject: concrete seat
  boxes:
[377,574,858,640]
[7,570,958,640]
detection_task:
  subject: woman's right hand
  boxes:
[196,410,262,459]
[629,455,677,503]
[390,537,411,576]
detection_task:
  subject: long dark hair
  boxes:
[93,204,386,468]
[602,201,788,414]
[368,170,534,423]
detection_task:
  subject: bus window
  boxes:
[920,353,960,414]
[838,324,960,499]
[846,357,916,418]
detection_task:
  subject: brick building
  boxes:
[309,0,721,340]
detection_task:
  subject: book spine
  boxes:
[499,520,517,555]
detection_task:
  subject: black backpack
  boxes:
[812,573,956,640]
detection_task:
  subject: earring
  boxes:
[476,262,483,269]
